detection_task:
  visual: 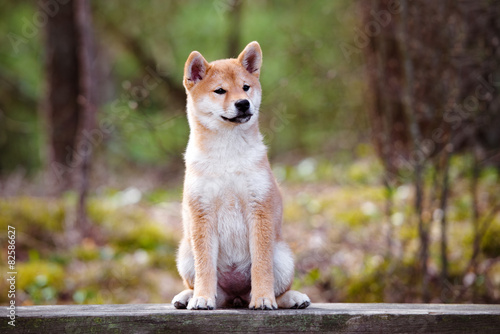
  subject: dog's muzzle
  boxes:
[221,99,253,124]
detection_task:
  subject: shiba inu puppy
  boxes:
[172,41,310,310]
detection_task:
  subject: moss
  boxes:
[72,245,101,262]
[335,210,370,227]
[149,249,177,272]
[345,270,385,303]
[86,198,116,227]
[86,198,178,253]
[17,261,65,291]
[14,261,65,304]
[398,223,418,241]
[0,196,65,232]
[346,159,383,184]
[303,268,321,286]
[73,288,104,304]
[112,222,177,251]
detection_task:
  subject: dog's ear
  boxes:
[184,51,209,89]
[238,41,262,78]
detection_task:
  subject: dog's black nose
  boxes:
[235,99,250,112]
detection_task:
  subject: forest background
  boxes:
[0,0,499,305]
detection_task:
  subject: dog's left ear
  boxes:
[238,41,262,78]
[184,51,209,90]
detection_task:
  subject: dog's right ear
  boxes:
[184,51,209,90]
[238,41,262,78]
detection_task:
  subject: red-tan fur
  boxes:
[172,42,310,310]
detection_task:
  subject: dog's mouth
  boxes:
[221,114,252,124]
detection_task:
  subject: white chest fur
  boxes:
[184,126,270,270]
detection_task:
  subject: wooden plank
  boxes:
[2,303,500,333]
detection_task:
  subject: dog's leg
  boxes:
[249,206,277,310]
[186,201,218,310]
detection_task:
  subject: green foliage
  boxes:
[72,244,101,262]
[0,197,64,232]
[0,197,65,255]
[113,222,175,252]
[275,154,384,185]
[345,271,385,303]
[481,219,500,258]
[87,198,178,253]
[303,268,322,286]
[16,261,65,304]
[143,187,182,205]
[1,155,499,305]
[1,0,364,174]
[0,190,181,305]
[0,2,43,174]
[1,1,499,306]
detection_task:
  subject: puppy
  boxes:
[172,41,310,310]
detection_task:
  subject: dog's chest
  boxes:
[188,144,270,265]
[185,128,270,264]
[215,169,267,267]
[186,131,270,204]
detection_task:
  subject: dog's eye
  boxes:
[214,88,226,95]
[243,85,250,92]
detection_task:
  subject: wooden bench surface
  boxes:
[2,303,500,333]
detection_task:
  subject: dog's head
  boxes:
[183,41,262,130]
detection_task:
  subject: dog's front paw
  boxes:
[187,295,216,310]
[249,295,277,310]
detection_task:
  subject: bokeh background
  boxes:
[1,0,499,306]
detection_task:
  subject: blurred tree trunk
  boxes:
[438,147,451,287]
[45,0,80,192]
[44,0,96,239]
[396,0,429,303]
[74,0,95,238]
[360,0,500,302]
[456,0,500,300]
[363,0,405,275]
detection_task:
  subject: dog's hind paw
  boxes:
[277,290,311,309]
[172,289,193,309]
